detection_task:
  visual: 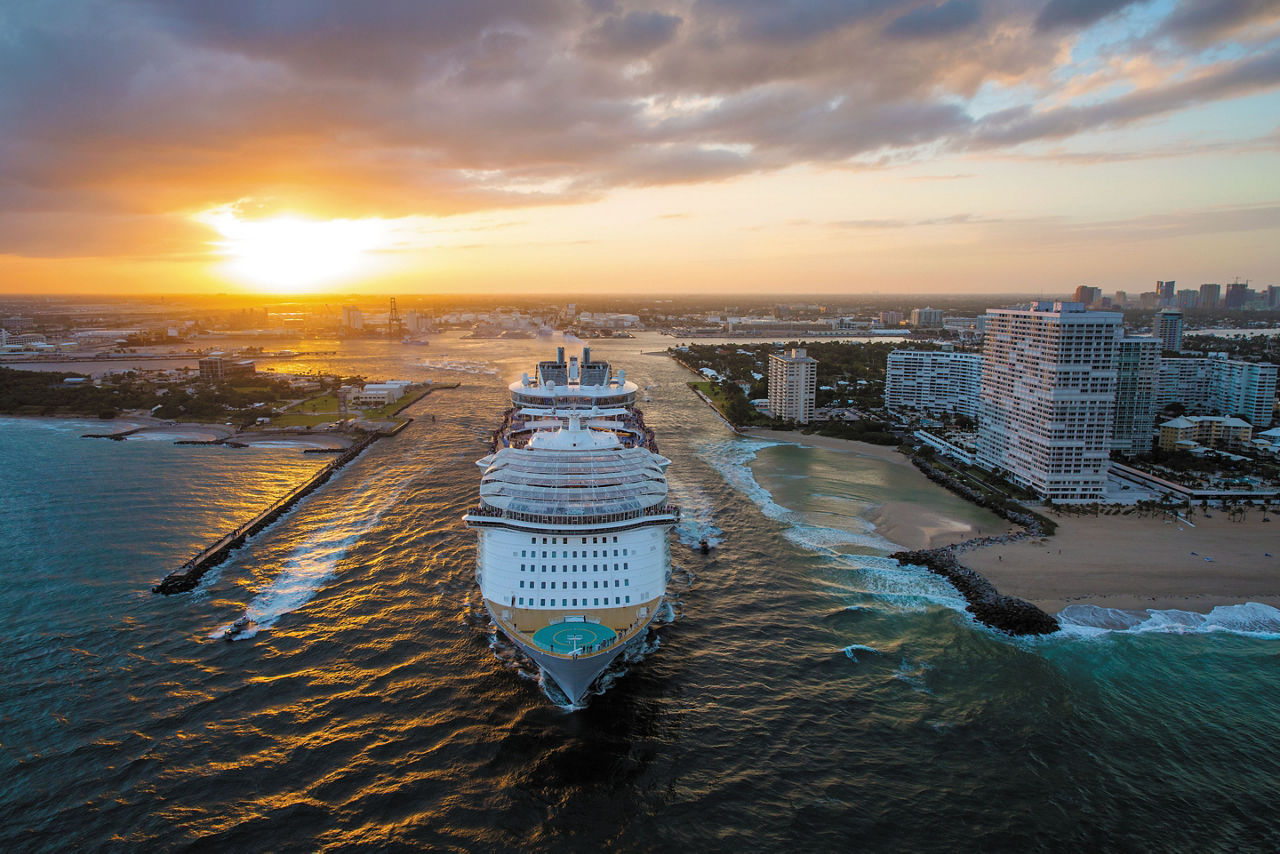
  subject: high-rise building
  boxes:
[976,302,1121,501]
[1176,289,1200,309]
[909,307,944,328]
[1072,285,1102,307]
[1157,281,1175,304]
[1158,355,1278,428]
[341,305,364,330]
[878,310,904,328]
[1224,282,1249,309]
[1113,290,1128,307]
[1268,285,1280,308]
[1112,336,1160,456]
[1152,308,1184,352]
[1199,283,1221,310]
[885,350,981,418]
[768,348,818,423]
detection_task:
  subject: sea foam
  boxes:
[213,474,417,640]
[1056,602,1280,639]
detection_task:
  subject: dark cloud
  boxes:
[885,0,981,39]
[0,0,1277,258]
[1160,0,1280,44]
[1034,0,1146,32]
[581,10,682,56]
[696,0,897,44]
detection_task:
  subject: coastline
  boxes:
[744,425,1276,617]
[963,512,1280,614]
[743,427,1018,551]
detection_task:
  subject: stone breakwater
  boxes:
[909,454,1051,535]
[890,544,1060,636]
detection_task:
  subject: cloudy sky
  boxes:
[2,0,1279,295]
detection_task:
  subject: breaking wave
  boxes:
[1056,602,1280,639]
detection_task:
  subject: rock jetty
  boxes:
[890,547,1060,636]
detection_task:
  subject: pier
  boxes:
[153,432,379,594]
[152,381,457,595]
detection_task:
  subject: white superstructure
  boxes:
[464,347,676,704]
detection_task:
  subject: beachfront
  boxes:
[965,512,1280,614]
[747,427,1279,616]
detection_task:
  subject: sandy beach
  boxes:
[745,428,1018,550]
[965,512,1280,613]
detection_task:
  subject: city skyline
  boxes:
[3,1,1279,296]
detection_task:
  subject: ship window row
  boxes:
[533,536,620,544]
[519,549,628,557]
[519,579,630,589]
[518,597,631,606]
[517,563,631,572]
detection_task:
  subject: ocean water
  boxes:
[2,333,1279,851]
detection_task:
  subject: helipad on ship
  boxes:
[532,621,617,654]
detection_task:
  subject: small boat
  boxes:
[223,615,257,641]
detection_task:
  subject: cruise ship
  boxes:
[464,347,677,704]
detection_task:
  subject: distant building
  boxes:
[1157,280,1175,304]
[909,307,944,328]
[1072,285,1102,307]
[1224,282,1249,309]
[1268,285,1280,309]
[1200,283,1221,310]
[198,357,255,382]
[1113,335,1160,456]
[768,348,817,424]
[342,380,412,408]
[1158,355,1278,428]
[885,350,980,418]
[1158,416,1252,453]
[1176,289,1200,309]
[878,310,904,328]
[1152,308,1184,352]
[341,305,364,330]
[976,302,1121,501]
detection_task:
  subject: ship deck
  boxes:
[531,621,618,654]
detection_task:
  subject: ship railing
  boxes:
[464,503,679,527]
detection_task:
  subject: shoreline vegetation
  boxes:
[676,354,1277,623]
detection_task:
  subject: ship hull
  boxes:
[487,603,658,704]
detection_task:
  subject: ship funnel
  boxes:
[582,346,591,364]
[557,346,565,364]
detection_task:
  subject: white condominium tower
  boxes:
[885,349,981,418]
[976,302,1122,502]
[768,347,818,423]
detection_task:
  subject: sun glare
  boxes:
[200,208,388,293]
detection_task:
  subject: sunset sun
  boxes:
[200,208,388,293]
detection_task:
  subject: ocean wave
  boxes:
[213,475,417,640]
[1056,602,1280,639]
[843,643,881,662]
[666,474,723,548]
[697,438,895,555]
[699,437,957,616]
